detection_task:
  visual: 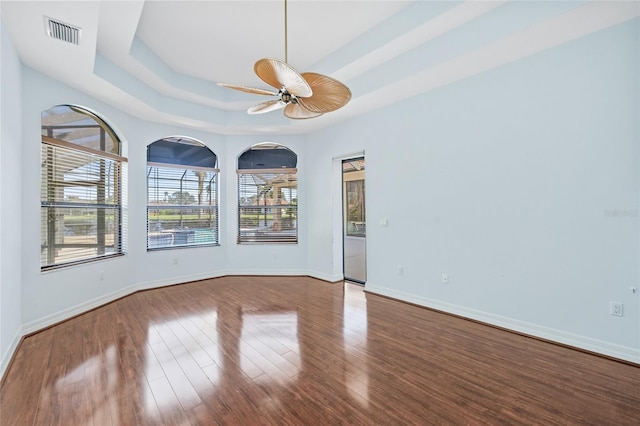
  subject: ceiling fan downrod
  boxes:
[284,0,288,63]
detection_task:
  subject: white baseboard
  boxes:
[22,270,236,334]
[306,270,344,283]
[134,271,228,291]
[20,269,331,336]
[365,283,640,365]
[1,326,24,381]
[21,284,138,336]
[222,268,309,277]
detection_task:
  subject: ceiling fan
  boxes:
[217,0,351,120]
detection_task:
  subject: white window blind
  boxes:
[147,163,219,249]
[238,170,297,243]
[40,137,126,269]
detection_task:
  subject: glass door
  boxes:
[342,157,366,283]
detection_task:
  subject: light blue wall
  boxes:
[1,10,638,378]
[222,134,310,276]
[307,19,640,361]
[0,19,24,376]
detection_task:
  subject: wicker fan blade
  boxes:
[297,72,352,113]
[283,103,323,120]
[248,100,287,115]
[254,58,312,97]
[217,83,277,96]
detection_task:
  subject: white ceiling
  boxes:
[136,1,410,85]
[1,1,638,135]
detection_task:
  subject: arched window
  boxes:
[237,143,297,244]
[147,137,219,250]
[41,104,127,269]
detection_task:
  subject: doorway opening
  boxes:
[342,157,366,284]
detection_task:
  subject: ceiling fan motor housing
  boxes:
[280,90,293,103]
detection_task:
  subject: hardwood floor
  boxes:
[1,276,639,425]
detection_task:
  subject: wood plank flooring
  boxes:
[1,276,639,425]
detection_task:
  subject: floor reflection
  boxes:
[45,343,118,425]
[140,291,308,421]
[144,312,222,420]
[342,282,370,408]
[240,312,300,384]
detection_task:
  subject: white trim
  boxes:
[332,150,365,161]
[331,152,367,281]
[365,282,640,364]
[147,161,219,173]
[21,284,137,335]
[0,326,23,381]
[133,271,228,292]
[22,271,230,335]
[22,269,334,336]
[307,270,344,283]
[222,268,309,277]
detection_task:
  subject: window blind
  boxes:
[147,163,219,249]
[40,138,126,269]
[238,170,297,243]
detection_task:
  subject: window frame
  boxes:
[40,133,127,270]
[237,167,298,244]
[146,140,220,251]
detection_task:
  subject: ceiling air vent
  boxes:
[44,16,80,45]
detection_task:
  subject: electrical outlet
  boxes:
[610,301,624,317]
[441,273,448,284]
[397,266,404,276]
[99,271,104,281]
